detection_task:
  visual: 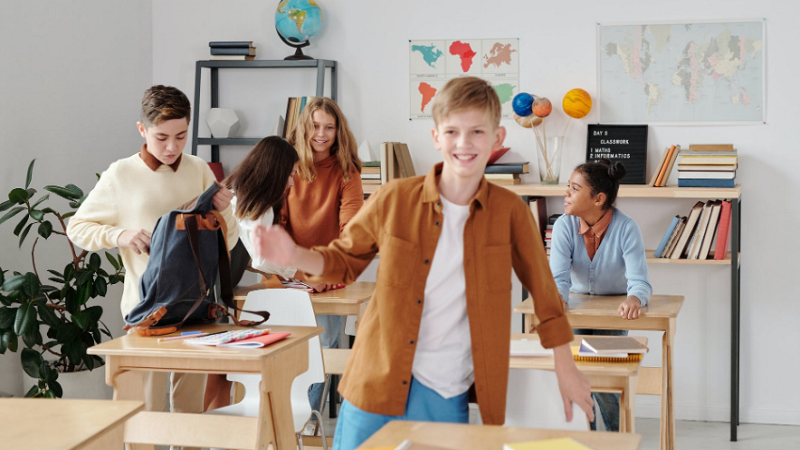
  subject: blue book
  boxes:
[655,215,680,258]
[678,178,735,188]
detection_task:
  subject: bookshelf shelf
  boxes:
[644,250,733,265]
[191,59,337,162]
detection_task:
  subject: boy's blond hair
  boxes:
[431,77,501,127]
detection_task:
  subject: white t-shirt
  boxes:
[231,195,297,280]
[411,196,473,399]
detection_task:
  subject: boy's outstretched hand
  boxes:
[553,345,595,422]
[212,186,233,211]
[252,224,297,266]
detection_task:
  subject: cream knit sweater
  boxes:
[67,153,239,317]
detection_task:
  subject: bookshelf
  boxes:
[364,181,743,441]
[190,59,338,163]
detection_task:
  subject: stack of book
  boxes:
[649,144,680,186]
[209,41,256,60]
[361,161,381,185]
[484,161,529,185]
[654,199,733,260]
[544,214,561,256]
[282,97,314,138]
[379,142,415,183]
[677,144,738,188]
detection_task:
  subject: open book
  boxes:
[186,329,290,348]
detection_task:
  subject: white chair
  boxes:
[206,289,329,450]
[504,368,590,431]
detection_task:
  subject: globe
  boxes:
[275,0,323,60]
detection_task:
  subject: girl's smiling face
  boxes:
[310,110,337,157]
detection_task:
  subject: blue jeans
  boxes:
[308,314,342,416]
[573,328,628,432]
[332,377,469,450]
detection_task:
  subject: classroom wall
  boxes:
[0,1,153,396]
[151,0,800,425]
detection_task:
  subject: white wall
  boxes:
[0,1,153,396]
[151,0,800,426]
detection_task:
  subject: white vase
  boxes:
[56,368,113,399]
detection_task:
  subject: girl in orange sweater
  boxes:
[283,97,363,431]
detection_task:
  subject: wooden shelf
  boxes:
[362,182,741,199]
[197,59,337,69]
[197,138,262,146]
[644,250,733,265]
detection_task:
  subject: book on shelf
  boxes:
[209,55,255,60]
[579,336,648,355]
[654,215,680,258]
[670,201,705,260]
[649,146,671,186]
[282,96,314,139]
[663,217,687,259]
[679,155,738,165]
[689,144,734,151]
[677,178,735,188]
[362,160,381,167]
[361,179,382,185]
[393,142,416,178]
[362,166,381,175]
[654,145,678,187]
[528,197,547,241]
[660,144,680,187]
[687,202,712,259]
[548,214,561,225]
[379,142,400,184]
[486,173,521,180]
[677,164,737,172]
[209,41,254,48]
[678,171,735,180]
[485,161,530,174]
[361,173,381,180]
[698,200,722,260]
[210,47,256,56]
[713,200,732,260]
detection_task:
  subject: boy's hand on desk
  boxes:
[252,225,297,266]
[618,296,643,320]
[553,345,595,423]
[117,229,151,255]
[212,186,233,211]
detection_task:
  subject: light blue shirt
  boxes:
[549,208,652,306]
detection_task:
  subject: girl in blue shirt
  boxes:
[549,159,652,431]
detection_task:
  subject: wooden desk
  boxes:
[234,281,375,330]
[358,421,642,450]
[510,334,646,433]
[515,294,683,450]
[88,324,322,450]
[0,398,143,450]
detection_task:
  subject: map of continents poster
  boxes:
[409,39,519,120]
[598,20,765,125]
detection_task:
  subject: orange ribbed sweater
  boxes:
[281,155,364,247]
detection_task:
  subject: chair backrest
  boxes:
[240,289,326,393]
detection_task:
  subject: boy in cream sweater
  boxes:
[67,86,238,445]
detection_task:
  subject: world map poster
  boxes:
[409,38,519,120]
[598,20,765,125]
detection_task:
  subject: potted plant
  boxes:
[0,160,124,398]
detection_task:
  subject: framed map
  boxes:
[597,20,765,125]
[409,39,519,120]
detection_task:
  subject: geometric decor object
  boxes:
[206,108,240,138]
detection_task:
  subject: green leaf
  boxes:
[0,307,16,328]
[2,273,26,292]
[57,323,79,343]
[24,385,39,398]
[21,348,43,378]
[21,273,39,298]
[25,160,36,189]
[63,341,82,366]
[8,188,29,204]
[89,253,101,270]
[72,311,90,330]
[0,206,25,225]
[76,270,94,286]
[117,254,124,269]
[83,352,95,370]
[38,221,53,239]
[29,210,44,221]
[0,269,4,287]
[43,185,81,200]
[14,302,36,335]
[13,213,29,236]
[37,304,61,328]
[49,380,63,398]
[105,252,120,271]
[18,223,33,248]
[61,211,75,219]
[22,328,41,348]
[76,283,91,306]
[85,305,103,323]
[0,200,13,212]
[0,332,7,353]
[94,278,107,297]
[65,184,84,198]
[47,269,63,278]
[30,194,49,210]
[64,290,77,314]
[63,264,75,282]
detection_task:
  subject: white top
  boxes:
[66,153,239,317]
[412,196,473,399]
[230,195,297,280]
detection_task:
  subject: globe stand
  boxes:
[277,30,313,60]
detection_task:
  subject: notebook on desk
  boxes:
[504,438,592,450]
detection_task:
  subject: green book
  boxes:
[362,161,381,167]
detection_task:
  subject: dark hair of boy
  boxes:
[140,85,191,127]
[574,159,627,210]
[224,136,299,222]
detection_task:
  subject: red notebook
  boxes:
[713,200,732,260]
[218,331,291,348]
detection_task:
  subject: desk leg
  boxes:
[623,374,639,434]
[666,319,676,450]
[256,340,309,450]
[105,357,156,450]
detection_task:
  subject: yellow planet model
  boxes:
[562,88,592,119]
